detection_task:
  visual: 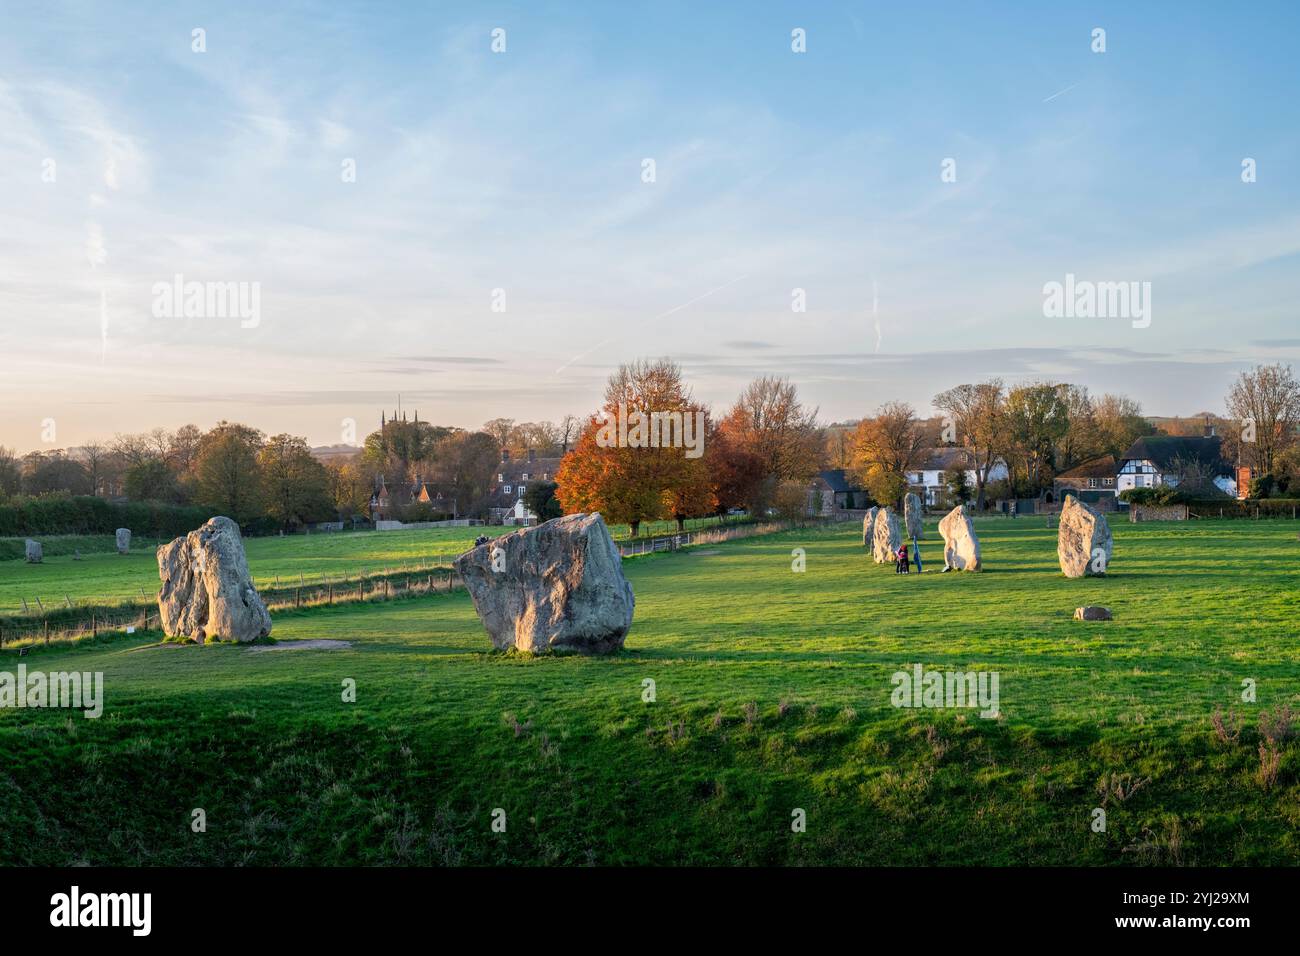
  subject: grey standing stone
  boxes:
[157,517,271,643]
[454,512,634,654]
[938,504,981,571]
[1058,495,1113,578]
[904,493,924,541]
[862,506,879,547]
[872,507,902,563]
[116,528,131,555]
[24,539,42,563]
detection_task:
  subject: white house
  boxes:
[907,447,1009,507]
[1117,435,1235,496]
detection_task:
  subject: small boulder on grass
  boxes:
[1074,606,1112,621]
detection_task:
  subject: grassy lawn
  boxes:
[1,518,1297,865]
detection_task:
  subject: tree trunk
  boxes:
[630,519,641,537]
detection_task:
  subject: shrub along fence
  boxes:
[1187,499,1300,519]
[0,496,210,538]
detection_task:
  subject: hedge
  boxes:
[0,495,212,538]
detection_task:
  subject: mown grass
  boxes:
[1,518,1297,866]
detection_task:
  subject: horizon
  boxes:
[3,2,1299,453]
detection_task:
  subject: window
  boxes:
[1086,478,1098,489]
[1102,477,1114,487]
[504,485,512,494]
[497,473,503,483]
[935,472,945,486]
[522,473,530,481]
[517,483,525,495]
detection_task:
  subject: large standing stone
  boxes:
[157,516,271,642]
[872,507,901,563]
[454,512,634,654]
[1058,495,1113,578]
[862,506,879,547]
[24,539,42,563]
[904,493,924,541]
[938,504,981,571]
[115,528,131,555]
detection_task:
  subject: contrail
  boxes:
[554,273,749,374]
[1042,82,1078,103]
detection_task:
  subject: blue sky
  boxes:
[2,1,1298,450]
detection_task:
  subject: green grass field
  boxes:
[0,518,735,615]
[2,518,1298,865]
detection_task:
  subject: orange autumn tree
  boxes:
[556,359,712,536]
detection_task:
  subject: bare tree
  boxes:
[1226,363,1300,476]
[720,376,822,482]
[933,379,1005,509]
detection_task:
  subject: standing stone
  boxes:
[938,504,981,571]
[157,516,271,643]
[454,512,634,654]
[904,493,924,541]
[1058,494,1113,578]
[862,506,879,547]
[115,528,131,555]
[24,539,42,563]
[872,507,901,563]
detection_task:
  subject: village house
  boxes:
[1116,434,1236,496]
[1052,455,1118,503]
[810,469,869,513]
[906,447,1009,507]
[487,448,564,525]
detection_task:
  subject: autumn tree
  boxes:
[932,379,1006,509]
[706,424,765,516]
[195,421,265,524]
[326,459,372,521]
[433,431,499,517]
[556,359,705,536]
[720,376,822,484]
[1092,393,1154,460]
[852,401,927,508]
[258,434,333,530]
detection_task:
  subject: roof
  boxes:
[1120,435,1227,471]
[1055,455,1117,481]
[495,457,563,482]
[817,469,860,494]
[916,447,976,471]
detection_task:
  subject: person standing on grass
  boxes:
[896,544,909,575]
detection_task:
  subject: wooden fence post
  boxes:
[44,619,49,646]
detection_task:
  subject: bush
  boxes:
[0,494,211,538]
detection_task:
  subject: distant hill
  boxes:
[311,444,362,463]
